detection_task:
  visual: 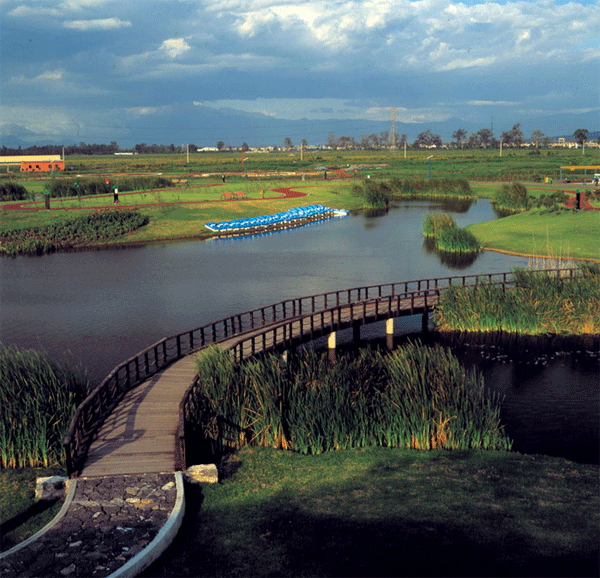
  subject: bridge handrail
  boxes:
[63,267,575,475]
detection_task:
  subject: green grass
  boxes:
[468,207,600,261]
[144,446,600,578]
[0,466,66,552]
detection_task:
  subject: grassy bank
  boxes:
[144,446,600,578]
[0,467,66,552]
[467,208,600,261]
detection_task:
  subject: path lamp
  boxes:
[427,155,433,179]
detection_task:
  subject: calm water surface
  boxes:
[1,198,597,462]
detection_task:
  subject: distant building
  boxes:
[0,155,64,172]
[20,160,64,172]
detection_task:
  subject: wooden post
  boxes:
[422,310,429,333]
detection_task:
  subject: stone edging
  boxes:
[0,478,78,560]
[106,471,186,578]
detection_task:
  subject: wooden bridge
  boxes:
[63,268,575,477]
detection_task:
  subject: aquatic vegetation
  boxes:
[423,211,481,254]
[0,209,148,256]
[190,344,512,456]
[0,345,89,468]
[434,265,600,335]
[492,181,530,214]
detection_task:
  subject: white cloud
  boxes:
[126,106,172,117]
[159,38,191,59]
[63,17,132,30]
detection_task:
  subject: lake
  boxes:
[1,198,597,462]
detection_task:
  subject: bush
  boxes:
[0,182,30,201]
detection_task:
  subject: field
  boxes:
[1,148,599,259]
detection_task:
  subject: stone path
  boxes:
[0,473,180,578]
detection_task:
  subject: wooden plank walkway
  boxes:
[80,293,438,476]
[81,356,197,476]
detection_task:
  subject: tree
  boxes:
[453,129,467,148]
[414,130,442,148]
[379,131,389,148]
[477,128,492,149]
[216,141,226,151]
[300,138,308,149]
[327,132,336,149]
[284,137,293,149]
[241,142,250,152]
[573,129,589,146]
[531,130,544,148]
[502,123,524,147]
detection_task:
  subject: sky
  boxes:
[1,0,599,147]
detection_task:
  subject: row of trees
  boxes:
[1,128,595,157]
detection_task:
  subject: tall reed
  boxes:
[0,345,89,468]
[434,265,600,335]
[191,343,511,456]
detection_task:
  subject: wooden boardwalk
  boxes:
[81,356,197,476]
[80,294,438,476]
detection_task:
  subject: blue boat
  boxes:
[205,205,349,234]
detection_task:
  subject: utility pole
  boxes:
[390,107,396,149]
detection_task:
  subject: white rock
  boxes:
[186,464,219,483]
[35,476,68,501]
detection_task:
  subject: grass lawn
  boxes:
[144,447,600,578]
[0,467,66,552]
[468,209,600,262]
[2,176,599,260]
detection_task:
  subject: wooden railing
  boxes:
[64,267,576,475]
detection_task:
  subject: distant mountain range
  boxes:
[1,109,598,150]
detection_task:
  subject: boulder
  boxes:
[35,476,68,501]
[185,464,219,483]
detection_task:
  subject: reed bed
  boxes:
[390,177,475,199]
[0,345,89,468]
[434,265,600,335]
[423,211,481,254]
[191,343,511,456]
[422,212,455,238]
[492,181,531,214]
[0,209,148,256]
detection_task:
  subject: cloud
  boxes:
[63,17,132,30]
[159,38,191,59]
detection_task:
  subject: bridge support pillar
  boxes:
[328,331,337,350]
[352,323,361,343]
[386,318,394,335]
[422,310,429,333]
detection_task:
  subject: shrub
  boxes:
[0,182,30,201]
